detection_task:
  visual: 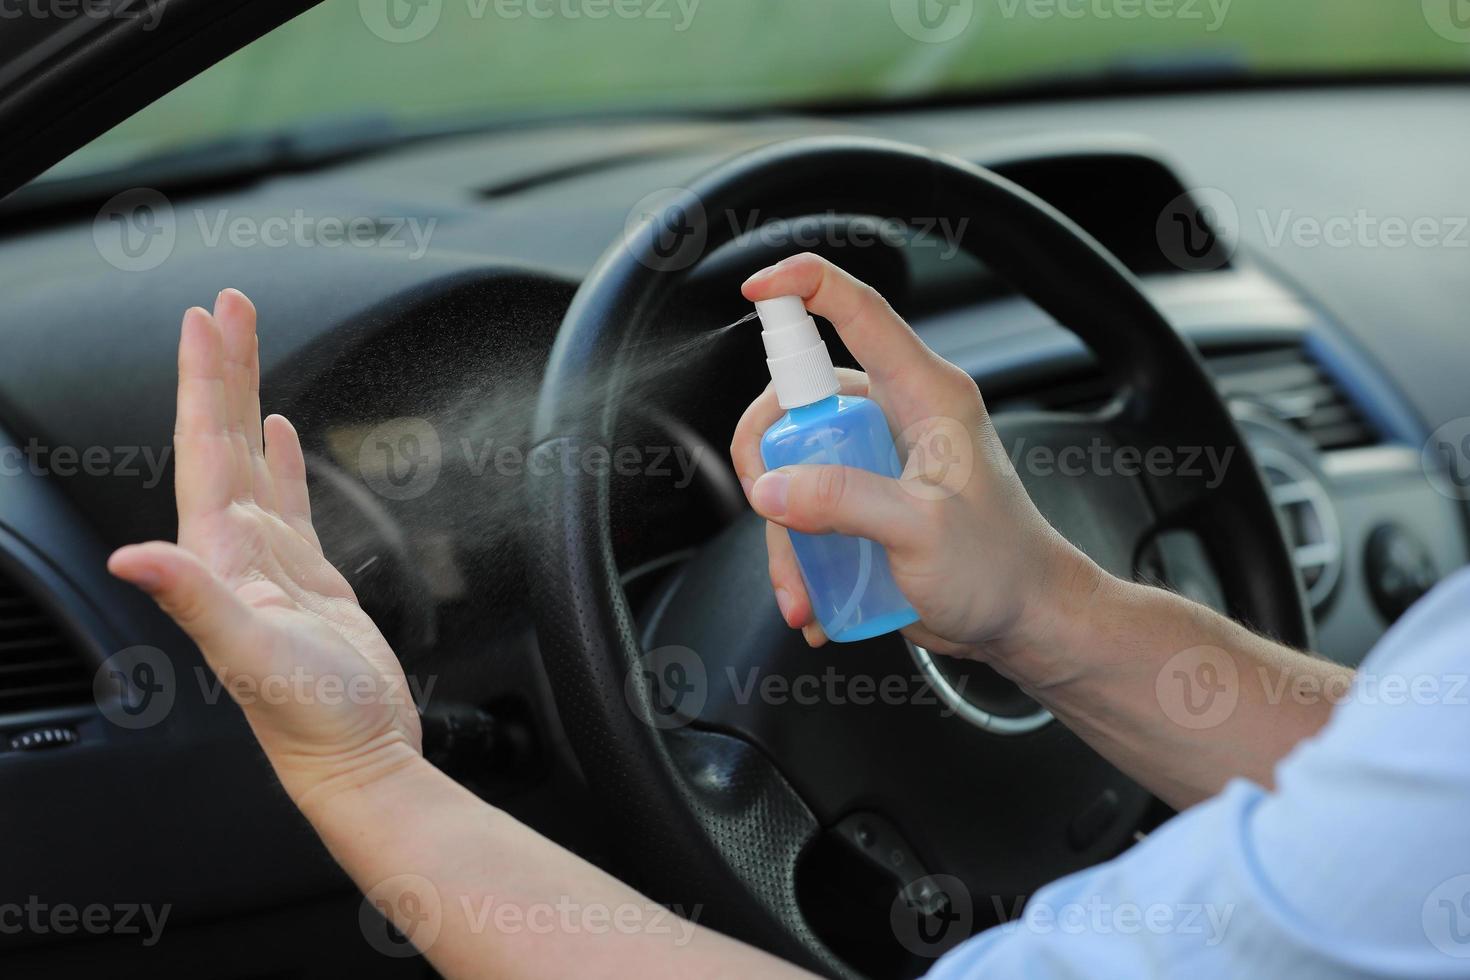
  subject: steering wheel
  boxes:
[527,137,1311,977]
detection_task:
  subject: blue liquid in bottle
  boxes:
[752,295,919,643]
[761,395,920,642]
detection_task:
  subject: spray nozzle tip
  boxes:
[753,295,809,332]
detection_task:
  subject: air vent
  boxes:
[0,567,92,716]
[992,342,1380,455]
[1205,346,1378,451]
[1254,447,1343,611]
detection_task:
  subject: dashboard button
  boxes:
[1364,524,1439,624]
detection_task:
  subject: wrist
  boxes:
[984,537,1118,690]
[270,729,429,822]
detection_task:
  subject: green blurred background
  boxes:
[51,0,1470,176]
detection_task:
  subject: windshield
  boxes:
[47,0,1470,178]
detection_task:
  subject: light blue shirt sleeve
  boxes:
[926,567,1470,980]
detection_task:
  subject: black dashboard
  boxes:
[0,83,1467,973]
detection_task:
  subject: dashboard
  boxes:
[0,83,1467,973]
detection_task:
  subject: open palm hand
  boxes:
[109,290,421,804]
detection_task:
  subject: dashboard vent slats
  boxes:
[994,342,1379,454]
[0,570,92,716]
[1205,347,1379,451]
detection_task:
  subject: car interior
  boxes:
[0,1,1467,977]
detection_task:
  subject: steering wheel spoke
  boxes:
[992,410,1159,582]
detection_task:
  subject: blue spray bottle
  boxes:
[755,296,920,643]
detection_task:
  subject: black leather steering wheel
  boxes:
[527,136,1311,978]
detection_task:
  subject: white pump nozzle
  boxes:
[755,296,841,409]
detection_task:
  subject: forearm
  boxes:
[295,747,810,980]
[996,556,1349,809]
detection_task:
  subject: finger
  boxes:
[765,523,833,648]
[174,307,251,522]
[742,253,938,385]
[749,464,922,549]
[264,414,321,551]
[765,521,813,629]
[802,622,829,649]
[730,368,868,500]
[214,288,276,511]
[108,542,258,658]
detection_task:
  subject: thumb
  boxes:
[108,542,257,656]
[749,465,921,550]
